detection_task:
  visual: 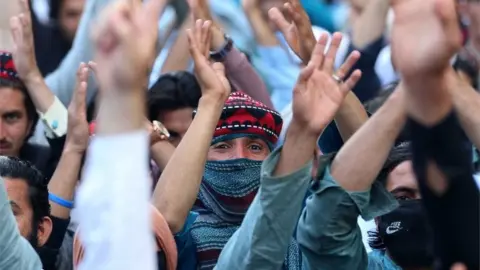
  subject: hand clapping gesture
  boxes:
[10,0,41,81]
[390,0,461,77]
[92,0,167,93]
[65,63,90,153]
[187,19,231,101]
[268,0,316,65]
[291,33,362,136]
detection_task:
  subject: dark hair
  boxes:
[147,71,201,121]
[0,156,50,223]
[0,78,38,140]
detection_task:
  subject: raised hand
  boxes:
[188,0,213,21]
[268,0,316,64]
[390,0,462,77]
[92,0,167,93]
[65,63,90,153]
[10,0,40,81]
[188,19,230,101]
[291,32,362,136]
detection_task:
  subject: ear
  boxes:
[36,216,53,247]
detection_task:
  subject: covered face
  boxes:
[196,92,283,161]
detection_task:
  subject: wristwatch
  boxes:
[210,34,234,62]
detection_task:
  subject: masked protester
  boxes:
[188,92,294,269]
[368,143,435,269]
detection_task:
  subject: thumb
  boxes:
[9,17,22,46]
[211,62,226,76]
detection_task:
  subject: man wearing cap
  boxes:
[153,20,361,269]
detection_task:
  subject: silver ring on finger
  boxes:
[332,74,343,84]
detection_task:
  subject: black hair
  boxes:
[0,78,38,141]
[0,156,50,223]
[147,71,201,121]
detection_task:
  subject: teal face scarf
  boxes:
[190,158,301,270]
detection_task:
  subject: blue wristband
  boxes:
[48,193,74,209]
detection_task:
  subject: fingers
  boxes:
[201,21,212,57]
[434,0,462,49]
[335,50,361,79]
[9,17,22,46]
[19,0,30,13]
[187,28,205,65]
[72,63,88,112]
[340,69,362,94]
[322,32,343,74]
[296,62,315,84]
[309,33,329,69]
[142,0,168,26]
[268,7,290,34]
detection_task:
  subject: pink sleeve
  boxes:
[224,48,274,108]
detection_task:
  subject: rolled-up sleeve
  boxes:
[215,146,312,270]
[297,155,398,270]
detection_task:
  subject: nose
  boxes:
[0,120,6,139]
[232,144,248,159]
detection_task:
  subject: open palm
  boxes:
[390,0,461,77]
[188,19,231,100]
[292,32,362,135]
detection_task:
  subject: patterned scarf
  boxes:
[190,158,302,270]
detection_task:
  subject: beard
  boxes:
[26,220,40,249]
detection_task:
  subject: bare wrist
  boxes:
[286,121,321,142]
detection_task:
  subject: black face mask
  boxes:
[378,199,435,269]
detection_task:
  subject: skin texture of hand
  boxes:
[292,32,362,136]
[10,0,41,82]
[187,0,225,50]
[187,19,231,102]
[65,63,90,154]
[390,0,462,77]
[268,0,316,65]
[92,0,167,93]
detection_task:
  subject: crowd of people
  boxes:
[0,0,479,269]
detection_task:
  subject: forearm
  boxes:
[23,72,55,113]
[153,97,224,233]
[451,76,480,150]
[351,0,390,49]
[48,149,83,219]
[333,92,368,142]
[331,87,406,191]
[274,122,318,177]
[244,9,278,46]
[161,18,193,73]
[224,47,273,107]
[150,141,175,171]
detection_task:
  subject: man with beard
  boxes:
[0,156,54,269]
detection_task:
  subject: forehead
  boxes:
[4,177,30,207]
[385,160,418,192]
[158,108,193,132]
[0,87,26,114]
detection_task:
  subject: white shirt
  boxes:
[75,131,155,270]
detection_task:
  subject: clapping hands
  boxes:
[187,19,231,102]
[291,33,362,136]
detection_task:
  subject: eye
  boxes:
[213,143,230,149]
[248,143,264,152]
[395,195,413,201]
[4,113,20,123]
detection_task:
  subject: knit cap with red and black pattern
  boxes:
[195,92,283,147]
[0,51,19,82]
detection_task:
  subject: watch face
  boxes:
[153,120,170,138]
